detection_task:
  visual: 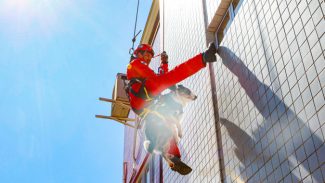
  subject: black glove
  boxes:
[203,42,217,63]
[161,51,168,64]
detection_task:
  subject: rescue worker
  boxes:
[126,43,217,174]
[127,43,217,113]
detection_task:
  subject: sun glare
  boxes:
[0,0,72,40]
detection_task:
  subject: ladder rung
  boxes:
[95,115,135,128]
[99,97,129,105]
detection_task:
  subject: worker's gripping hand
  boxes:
[161,51,168,64]
[203,42,217,63]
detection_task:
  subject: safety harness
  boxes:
[125,77,157,115]
[128,78,153,101]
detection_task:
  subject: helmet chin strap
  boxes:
[144,59,151,65]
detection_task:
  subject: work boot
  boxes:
[169,156,192,175]
[203,42,218,63]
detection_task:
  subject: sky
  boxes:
[0,0,151,182]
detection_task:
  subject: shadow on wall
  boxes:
[217,46,324,182]
[219,118,300,182]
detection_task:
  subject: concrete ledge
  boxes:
[141,0,159,44]
[208,0,232,32]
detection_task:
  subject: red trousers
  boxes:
[168,138,181,158]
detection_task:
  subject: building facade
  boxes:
[123,0,324,182]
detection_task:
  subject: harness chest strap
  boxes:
[128,78,154,102]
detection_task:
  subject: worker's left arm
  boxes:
[158,51,169,74]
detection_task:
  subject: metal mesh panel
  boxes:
[214,0,325,182]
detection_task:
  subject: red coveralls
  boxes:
[158,61,169,74]
[127,53,206,157]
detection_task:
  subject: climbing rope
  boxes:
[129,0,142,60]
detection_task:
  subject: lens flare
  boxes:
[0,0,73,42]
